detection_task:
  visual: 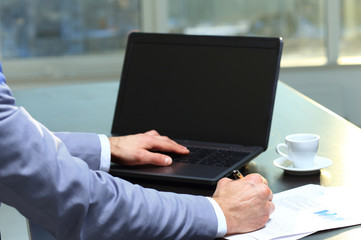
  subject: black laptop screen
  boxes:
[112,33,282,148]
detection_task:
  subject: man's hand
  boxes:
[212,174,275,235]
[108,130,189,166]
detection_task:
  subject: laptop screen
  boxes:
[112,33,282,148]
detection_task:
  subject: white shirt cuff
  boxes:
[206,197,227,237]
[98,134,111,172]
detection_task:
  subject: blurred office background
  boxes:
[0,0,361,125]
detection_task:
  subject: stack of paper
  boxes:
[227,184,361,240]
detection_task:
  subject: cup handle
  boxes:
[276,143,289,159]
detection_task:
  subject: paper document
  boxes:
[227,184,361,240]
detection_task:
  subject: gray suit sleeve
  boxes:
[0,82,218,240]
[54,132,102,170]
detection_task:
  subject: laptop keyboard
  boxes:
[170,147,250,167]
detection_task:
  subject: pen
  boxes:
[232,169,244,179]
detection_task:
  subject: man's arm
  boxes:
[54,132,103,170]
[55,130,190,170]
[0,81,219,239]
[0,67,274,238]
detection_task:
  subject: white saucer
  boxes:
[273,156,332,175]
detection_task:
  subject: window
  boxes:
[1,0,361,87]
[339,0,361,64]
[166,0,326,67]
[0,0,140,58]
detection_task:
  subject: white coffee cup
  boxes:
[275,133,320,169]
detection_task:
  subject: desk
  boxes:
[11,81,361,239]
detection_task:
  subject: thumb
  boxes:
[143,152,173,166]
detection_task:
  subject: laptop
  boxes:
[110,32,283,185]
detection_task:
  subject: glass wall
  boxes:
[0,0,140,59]
[167,0,326,67]
[1,0,361,87]
[339,0,361,64]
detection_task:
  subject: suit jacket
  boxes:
[0,71,218,239]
